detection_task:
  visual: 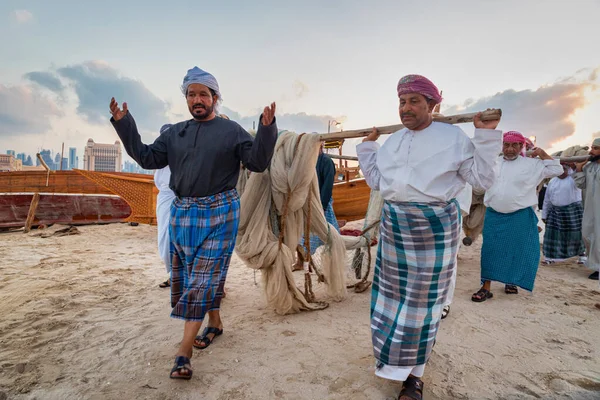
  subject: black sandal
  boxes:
[398,375,423,400]
[441,305,450,319]
[193,327,223,349]
[505,284,518,294]
[169,356,192,380]
[158,279,170,288]
[471,288,493,302]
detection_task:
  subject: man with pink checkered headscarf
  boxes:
[472,131,563,303]
[357,74,503,400]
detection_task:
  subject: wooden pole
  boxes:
[36,153,51,171]
[60,143,65,171]
[329,154,359,162]
[36,153,54,186]
[524,151,592,163]
[330,153,591,163]
[551,155,590,163]
[24,193,40,233]
[318,109,502,141]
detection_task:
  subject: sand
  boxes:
[0,222,599,400]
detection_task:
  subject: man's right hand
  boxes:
[110,97,128,121]
[575,161,588,172]
[362,127,380,142]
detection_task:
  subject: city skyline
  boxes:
[3,139,152,173]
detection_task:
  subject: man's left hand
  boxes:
[261,102,276,126]
[529,147,552,160]
[473,109,500,130]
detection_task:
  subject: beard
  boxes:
[503,153,519,161]
[190,102,214,120]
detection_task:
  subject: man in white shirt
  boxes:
[541,165,586,264]
[357,74,502,400]
[154,124,176,288]
[574,137,600,280]
[472,131,563,302]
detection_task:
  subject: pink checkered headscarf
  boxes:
[503,131,527,156]
[396,75,443,104]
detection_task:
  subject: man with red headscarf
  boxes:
[358,74,502,400]
[472,131,563,302]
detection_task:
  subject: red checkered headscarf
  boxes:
[396,75,443,104]
[503,131,527,156]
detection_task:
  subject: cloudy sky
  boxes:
[2,0,599,164]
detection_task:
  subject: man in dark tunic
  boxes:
[109,66,277,380]
[293,144,339,270]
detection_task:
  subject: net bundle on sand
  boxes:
[235,131,348,315]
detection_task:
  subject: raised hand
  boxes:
[261,102,276,126]
[473,109,500,130]
[109,97,128,121]
[529,147,552,160]
[363,127,380,142]
[575,161,588,172]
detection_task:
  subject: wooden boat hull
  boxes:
[0,170,156,225]
[0,194,132,229]
[332,179,371,222]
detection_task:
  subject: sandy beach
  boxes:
[0,222,599,400]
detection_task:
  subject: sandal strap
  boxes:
[194,327,223,346]
[174,356,190,366]
[203,327,222,335]
[399,376,424,399]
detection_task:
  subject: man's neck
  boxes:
[193,113,217,122]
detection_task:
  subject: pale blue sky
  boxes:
[2,0,600,161]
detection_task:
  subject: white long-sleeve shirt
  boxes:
[154,166,172,193]
[456,183,473,216]
[484,156,563,214]
[154,166,176,270]
[356,122,502,203]
[541,174,582,219]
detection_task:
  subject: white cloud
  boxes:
[0,84,63,136]
[11,9,33,24]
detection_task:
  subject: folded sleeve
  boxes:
[356,141,382,191]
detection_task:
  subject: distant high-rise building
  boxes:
[54,153,61,166]
[39,149,57,170]
[6,150,15,157]
[68,147,77,170]
[24,155,33,166]
[123,159,153,175]
[83,139,122,172]
[16,153,26,163]
[61,157,68,170]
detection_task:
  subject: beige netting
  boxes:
[462,188,486,244]
[552,145,589,158]
[235,132,347,315]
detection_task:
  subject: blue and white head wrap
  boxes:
[181,66,222,109]
[159,123,173,135]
